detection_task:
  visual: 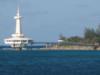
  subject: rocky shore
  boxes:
[42,45,100,50]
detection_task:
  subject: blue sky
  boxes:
[0,0,100,44]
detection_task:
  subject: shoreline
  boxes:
[1,45,100,50]
[41,45,100,50]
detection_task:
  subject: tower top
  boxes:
[17,7,20,16]
[14,7,22,35]
[15,7,21,19]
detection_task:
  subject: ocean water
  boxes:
[0,50,100,75]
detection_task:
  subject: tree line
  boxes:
[59,25,100,45]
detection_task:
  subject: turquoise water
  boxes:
[0,50,100,75]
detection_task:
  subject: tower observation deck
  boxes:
[4,8,33,49]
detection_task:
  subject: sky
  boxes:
[0,0,100,44]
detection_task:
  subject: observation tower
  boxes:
[4,8,33,49]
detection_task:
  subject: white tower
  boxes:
[15,8,22,35]
[4,8,33,49]
[12,8,24,38]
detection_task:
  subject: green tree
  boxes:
[84,27,96,43]
[67,36,83,42]
[96,25,100,36]
[59,34,67,41]
[96,25,100,43]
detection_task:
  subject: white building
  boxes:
[4,8,33,49]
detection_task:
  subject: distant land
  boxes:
[45,25,100,50]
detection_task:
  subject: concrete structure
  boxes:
[4,8,33,49]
